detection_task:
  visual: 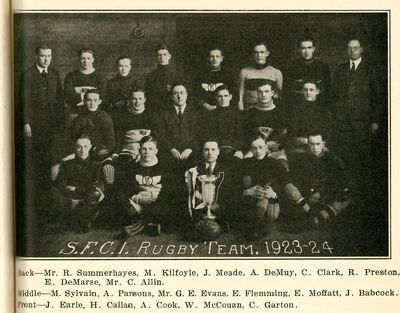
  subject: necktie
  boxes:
[178,108,183,123]
[42,70,48,81]
[349,62,356,83]
[206,164,213,176]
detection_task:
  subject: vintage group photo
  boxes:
[14,12,389,257]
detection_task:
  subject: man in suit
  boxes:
[18,44,64,204]
[332,37,383,196]
[157,82,201,172]
[185,139,240,238]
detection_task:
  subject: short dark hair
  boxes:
[140,135,158,147]
[256,79,277,92]
[83,89,101,100]
[252,40,268,51]
[209,47,224,56]
[34,45,51,55]
[214,84,231,95]
[116,55,131,65]
[76,133,91,143]
[347,37,363,47]
[169,82,188,95]
[297,36,316,48]
[307,131,326,141]
[202,138,220,148]
[78,48,95,58]
[156,43,169,52]
[302,79,320,89]
[129,85,146,97]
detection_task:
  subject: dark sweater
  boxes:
[69,109,115,151]
[145,64,184,113]
[193,67,237,107]
[287,150,345,199]
[56,158,102,199]
[284,58,331,105]
[64,70,106,113]
[105,74,138,112]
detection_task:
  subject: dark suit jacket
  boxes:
[18,65,64,134]
[333,60,382,133]
[158,104,201,153]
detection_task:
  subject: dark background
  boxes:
[14,13,388,90]
[13,12,389,257]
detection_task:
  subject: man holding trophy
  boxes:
[185,140,239,241]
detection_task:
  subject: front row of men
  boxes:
[51,129,349,240]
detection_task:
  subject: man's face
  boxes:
[129,91,146,111]
[208,49,223,69]
[257,84,274,105]
[215,89,232,107]
[140,141,158,161]
[170,85,188,107]
[308,135,325,156]
[302,83,320,102]
[299,41,315,61]
[203,141,220,163]
[85,92,102,112]
[157,49,171,66]
[80,52,95,70]
[35,48,52,68]
[253,44,269,65]
[117,58,132,76]
[347,40,363,61]
[75,138,92,160]
[250,138,268,160]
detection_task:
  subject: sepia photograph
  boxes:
[14,11,389,258]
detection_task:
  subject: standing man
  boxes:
[285,36,331,105]
[105,56,138,115]
[238,41,283,111]
[145,43,184,113]
[332,37,383,196]
[18,44,64,210]
[64,48,106,116]
[193,47,237,112]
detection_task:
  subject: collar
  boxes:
[205,161,216,170]
[36,64,48,74]
[349,57,362,70]
[80,67,95,74]
[174,104,186,114]
[255,102,276,111]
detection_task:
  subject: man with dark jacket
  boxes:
[332,37,384,195]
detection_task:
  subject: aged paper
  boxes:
[11,0,398,312]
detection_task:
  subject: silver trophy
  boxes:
[194,173,224,219]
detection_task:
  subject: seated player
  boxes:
[104,56,138,115]
[64,48,106,116]
[113,86,155,151]
[242,79,288,164]
[204,85,243,161]
[284,132,350,228]
[114,136,170,237]
[68,89,115,154]
[239,136,287,239]
[157,82,201,172]
[51,134,104,232]
[193,47,237,112]
[185,139,239,240]
[286,80,331,157]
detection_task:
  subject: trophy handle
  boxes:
[214,172,225,205]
